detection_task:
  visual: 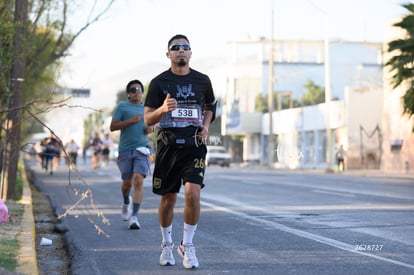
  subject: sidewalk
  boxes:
[237,163,414,180]
[15,165,39,275]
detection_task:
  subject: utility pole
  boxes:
[306,0,332,170]
[267,0,275,167]
[2,0,27,200]
[323,14,332,170]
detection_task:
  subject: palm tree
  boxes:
[386,3,414,130]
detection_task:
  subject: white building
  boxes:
[221,37,413,172]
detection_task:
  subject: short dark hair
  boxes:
[168,34,190,48]
[126,79,144,93]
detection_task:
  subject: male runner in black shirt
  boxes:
[144,34,216,269]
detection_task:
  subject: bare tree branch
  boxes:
[22,104,111,237]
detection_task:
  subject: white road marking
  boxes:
[313,189,356,198]
[198,195,414,270]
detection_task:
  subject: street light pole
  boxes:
[267,0,275,167]
[323,14,332,170]
[308,0,332,170]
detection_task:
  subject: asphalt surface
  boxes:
[15,157,414,275]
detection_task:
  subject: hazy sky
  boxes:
[58,0,408,108]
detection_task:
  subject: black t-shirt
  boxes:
[145,68,215,128]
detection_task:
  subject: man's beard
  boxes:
[178,59,187,67]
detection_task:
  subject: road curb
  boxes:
[15,166,39,275]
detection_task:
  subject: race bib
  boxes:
[171,104,201,123]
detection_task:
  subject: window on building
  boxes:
[304,131,315,165]
[317,130,327,163]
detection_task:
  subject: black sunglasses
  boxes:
[169,44,191,51]
[128,87,142,93]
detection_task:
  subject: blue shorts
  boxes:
[117,149,150,180]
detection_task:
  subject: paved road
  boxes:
[26,158,414,275]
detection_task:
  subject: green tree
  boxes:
[301,80,325,106]
[255,92,290,113]
[386,3,414,130]
[1,0,116,200]
[0,1,14,104]
[254,80,326,113]
[254,93,268,112]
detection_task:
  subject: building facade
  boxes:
[221,37,414,172]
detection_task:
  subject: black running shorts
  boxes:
[152,140,207,195]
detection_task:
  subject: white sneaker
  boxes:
[121,196,132,221]
[159,242,175,266]
[128,215,140,230]
[177,243,199,269]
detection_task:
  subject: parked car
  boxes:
[206,145,231,167]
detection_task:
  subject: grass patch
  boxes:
[0,164,25,271]
[0,200,24,271]
[15,161,24,201]
[0,239,20,270]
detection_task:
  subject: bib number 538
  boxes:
[172,108,198,119]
